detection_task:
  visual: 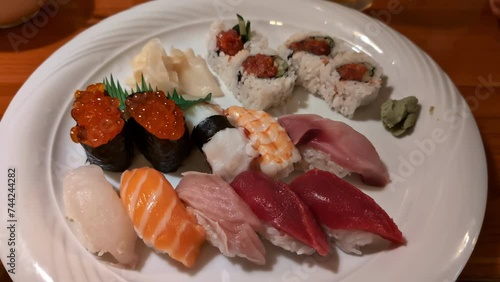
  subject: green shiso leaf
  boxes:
[167,89,212,110]
[134,74,154,93]
[103,74,129,110]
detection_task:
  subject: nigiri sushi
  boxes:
[231,171,329,256]
[225,106,301,179]
[184,103,258,182]
[125,91,191,173]
[120,167,206,268]
[290,169,405,255]
[278,114,389,186]
[70,83,133,172]
[63,165,138,268]
[177,172,266,265]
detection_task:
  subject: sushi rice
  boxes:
[324,227,376,256]
[227,48,297,110]
[261,224,316,255]
[319,51,383,118]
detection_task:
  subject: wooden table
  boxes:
[0,0,498,281]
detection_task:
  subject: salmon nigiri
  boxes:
[120,167,206,268]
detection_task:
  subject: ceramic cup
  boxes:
[0,0,48,28]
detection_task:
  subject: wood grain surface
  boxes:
[0,0,498,281]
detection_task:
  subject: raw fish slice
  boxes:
[177,172,266,265]
[278,114,389,186]
[290,169,404,255]
[230,171,329,256]
[120,167,206,268]
[63,165,138,268]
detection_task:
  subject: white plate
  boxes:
[0,0,487,281]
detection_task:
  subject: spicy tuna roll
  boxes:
[70,83,133,172]
[320,51,383,118]
[125,91,191,173]
[224,50,296,110]
[207,14,268,82]
[278,32,347,95]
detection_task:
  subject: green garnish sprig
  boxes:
[167,89,212,110]
[103,74,153,110]
[104,73,213,112]
[232,14,251,43]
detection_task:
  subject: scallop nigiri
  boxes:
[120,167,206,268]
[225,106,301,179]
[63,165,138,268]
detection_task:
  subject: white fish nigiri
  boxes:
[63,165,138,268]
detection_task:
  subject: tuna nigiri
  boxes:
[120,167,206,268]
[225,106,301,179]
[290,169,405,255]
[63,165,138,268]
[278,114,389,186]
[231,171,329,256]
[177,172,266,265]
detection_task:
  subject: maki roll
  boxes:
[125,90,191,173]
[184,103,258,182]
[321,51,383,118]
[207,14,268,83]
[70,83,133,172]
[278,32,345,95]
[226,50,296,110]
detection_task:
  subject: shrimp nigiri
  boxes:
[120,167,206,268]
[225,106,301,178]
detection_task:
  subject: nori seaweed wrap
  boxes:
[125,91,191,173]
[184,103,234,149]
[70,83,133,172]
[191,115,234,149]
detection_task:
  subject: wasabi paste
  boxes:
[381,96,420,137]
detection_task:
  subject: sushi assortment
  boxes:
[64,165,404,269]
[63,14,412,274]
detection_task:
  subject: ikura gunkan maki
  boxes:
[70,83,133,172]
[125,90,191,173]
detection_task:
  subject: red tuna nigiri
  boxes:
[290,169,404,255]
[230,171,329,256]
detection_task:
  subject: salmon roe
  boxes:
[125,91,185,140]
[70,83,124,147]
